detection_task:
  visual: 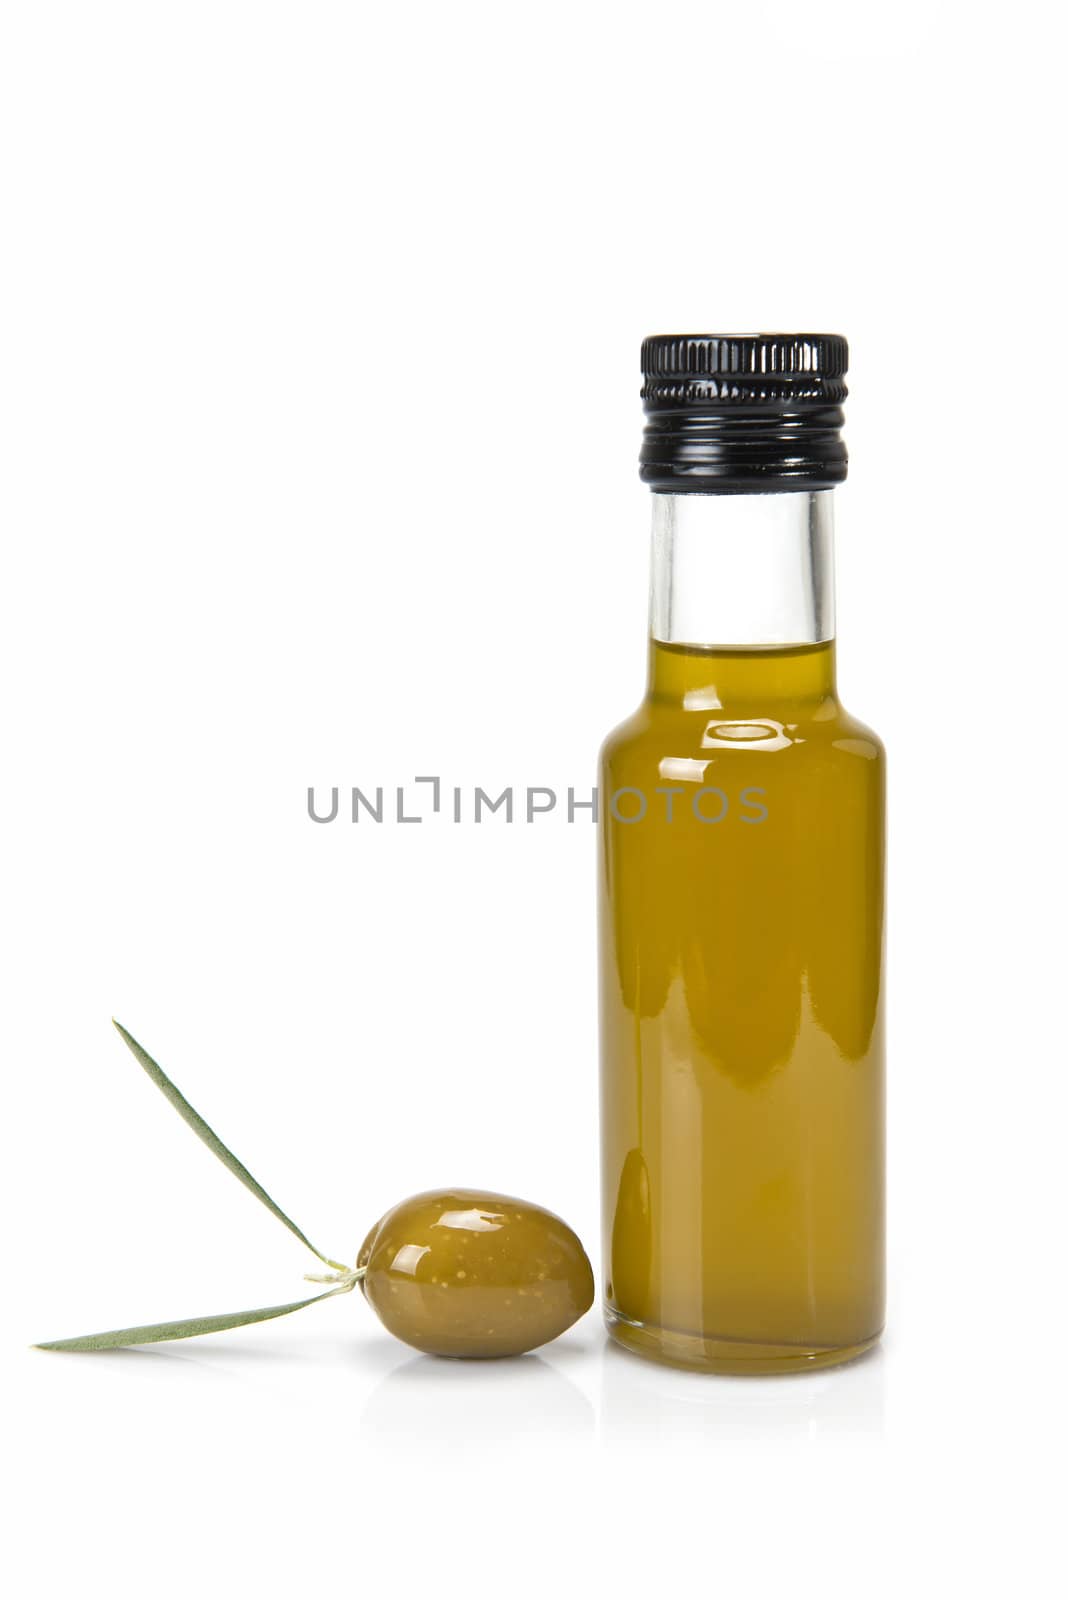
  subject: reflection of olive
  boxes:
[609,1148,652,1317]
[357,1189,595,1358]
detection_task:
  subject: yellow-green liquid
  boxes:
[599,639,885,1373]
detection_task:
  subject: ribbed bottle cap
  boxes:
[640,333,848,493]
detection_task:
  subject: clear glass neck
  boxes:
[649,489,836,651]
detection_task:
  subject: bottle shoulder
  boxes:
[600,697,884,770]
[830,706,886,764]
[599,704,649,763]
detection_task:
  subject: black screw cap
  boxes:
[640,333,849,493]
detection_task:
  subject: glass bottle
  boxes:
[599,335,885,1374]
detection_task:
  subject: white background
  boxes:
[2,2,1065,1594]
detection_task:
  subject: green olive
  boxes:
[356,1188,595,1358]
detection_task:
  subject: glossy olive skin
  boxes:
[357,1189,595,1358]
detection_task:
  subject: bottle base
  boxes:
[605,1307,881,1376]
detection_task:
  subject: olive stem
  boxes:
[302,1265,366,1291]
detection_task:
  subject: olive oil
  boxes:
[599,336,885,1374]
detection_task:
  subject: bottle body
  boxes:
[599,492,885,1374]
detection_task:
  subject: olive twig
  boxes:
[36,1026,596,1359]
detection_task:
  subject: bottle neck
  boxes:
[647,490,838,707]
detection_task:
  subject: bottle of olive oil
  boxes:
[599,335,884,1374]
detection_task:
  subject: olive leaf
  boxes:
[34,1021,360,1354]
[36,1285,352,1353]
[112,1019,347,1273]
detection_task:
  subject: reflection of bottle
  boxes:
[599,336,885,1374]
